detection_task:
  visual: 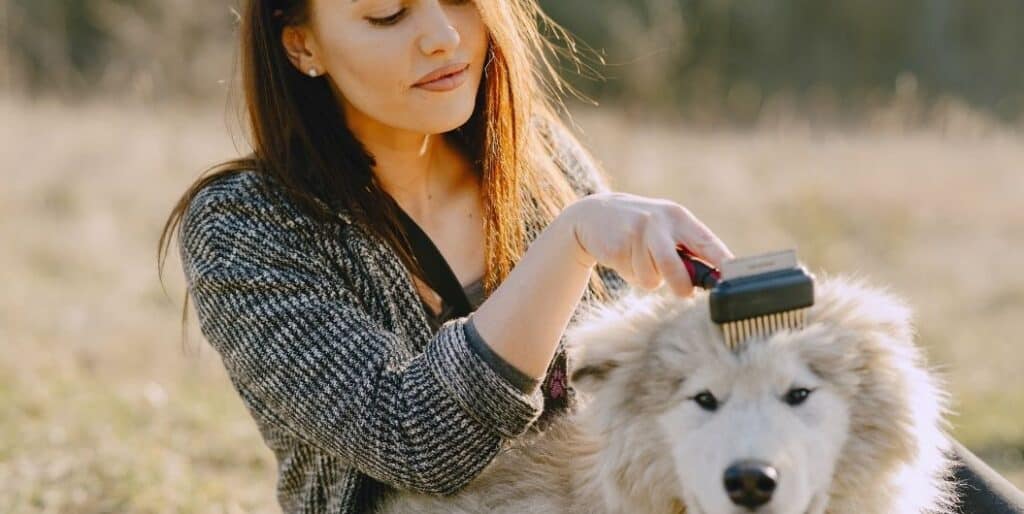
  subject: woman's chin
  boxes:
[402,102,477,134]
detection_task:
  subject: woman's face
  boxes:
[298,0,489,136]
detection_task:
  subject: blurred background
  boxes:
[2,0,1022,512]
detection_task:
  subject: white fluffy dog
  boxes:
[377,276,957,514]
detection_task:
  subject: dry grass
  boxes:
[2,96,1021,513]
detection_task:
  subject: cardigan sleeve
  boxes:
[178,180,544,496]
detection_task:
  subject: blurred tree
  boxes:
[5,0,236,100]
[3,0,1022,121]
[540,0,1024,122]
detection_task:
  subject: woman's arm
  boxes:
[470,117,732,382]
[468,210,596,380]
[179,180,546,496]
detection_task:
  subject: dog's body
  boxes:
[377,277,957,514]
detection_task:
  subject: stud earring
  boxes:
[308,68,318,77]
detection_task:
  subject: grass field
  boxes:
[2,96,1022,513]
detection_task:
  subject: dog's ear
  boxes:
[566,290,678,393]
[811,274,914,343]
[801,274,917,387]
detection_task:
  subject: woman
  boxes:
[158,0,1024,512]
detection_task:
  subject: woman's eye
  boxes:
[691,390,719,412]
[366,0,472,26]
[783,387,813,406]
[367,8,407,26]
[366,0,473,26]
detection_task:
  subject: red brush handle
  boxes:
[676,243,722,289]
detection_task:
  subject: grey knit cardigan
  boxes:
[178,134,631,513]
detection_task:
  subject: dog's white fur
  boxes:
[377,276,957,514]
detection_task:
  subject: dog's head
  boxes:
[566,275,951,514]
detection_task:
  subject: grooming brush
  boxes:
[676,246,816,350]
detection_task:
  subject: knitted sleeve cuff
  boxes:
[464,315,541,394]
[424,316,545,439]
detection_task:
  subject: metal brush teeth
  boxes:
[721,307,808,350]
[698,249,815,351]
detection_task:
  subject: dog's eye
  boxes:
[784,387,813,406]
[691,390,719,411]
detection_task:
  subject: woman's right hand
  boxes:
[563,192,734,297]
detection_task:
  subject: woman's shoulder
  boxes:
[178,169,342,270]
[184,169,297,221]
[181,168,345,238]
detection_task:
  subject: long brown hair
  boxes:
[157,0,611,334]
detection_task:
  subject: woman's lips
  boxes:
[413,64,469,92]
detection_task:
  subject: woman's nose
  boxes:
[417,1,461,55]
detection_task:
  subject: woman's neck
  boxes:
[344,108,474,221]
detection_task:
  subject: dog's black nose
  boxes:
[723,459,778,510]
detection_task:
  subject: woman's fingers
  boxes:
[650,231,695,296]
[631,224,662,290]
[668,205,734,267]
[625,204,726,295]
[565,194,732,293]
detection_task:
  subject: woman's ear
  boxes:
[281,24,324,76]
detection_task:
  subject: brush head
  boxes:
[710,250,814,322]
[678,249,815,350]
